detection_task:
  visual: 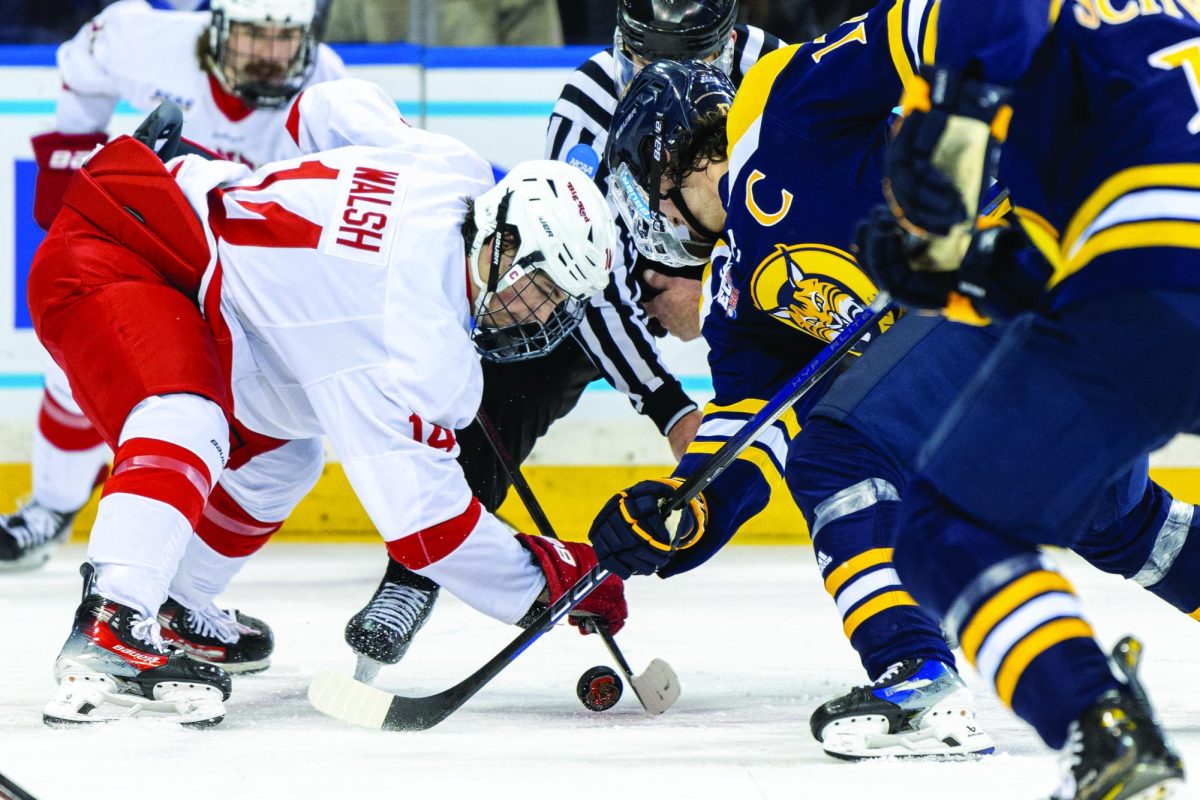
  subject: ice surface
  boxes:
[1,544,1196,800]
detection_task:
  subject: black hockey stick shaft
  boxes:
[355,299,890,731]
[0,772,37,800]
[474,410,652,696]
[660,293,892,516]
[377,563,612,730]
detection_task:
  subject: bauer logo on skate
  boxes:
[325,165,400,266]
[749,243,878,344]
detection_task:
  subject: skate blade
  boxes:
[354,656,383,684]
[206,658,270,676]
[628,658,680,715]
[0,550,54,573]
[822,719,996,761]
[44,672,226,727]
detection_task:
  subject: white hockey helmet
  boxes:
[467,160,616,363]
[207,0,318,109]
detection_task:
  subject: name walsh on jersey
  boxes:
[329,165,400,264]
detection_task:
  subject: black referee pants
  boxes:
[457,336,601,514]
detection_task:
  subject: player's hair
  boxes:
[668,108,729,188]
[460,198,519,259]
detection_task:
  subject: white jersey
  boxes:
[166,82,546,622]
[55,0,347,167]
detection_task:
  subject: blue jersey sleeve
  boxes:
[932,0,1057,83]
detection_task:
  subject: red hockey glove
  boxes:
[588,478,708,580]
[30,130,108,230]
[516,533,627,636]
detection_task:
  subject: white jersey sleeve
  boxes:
[283,78,413,154]
[307,371,545,623]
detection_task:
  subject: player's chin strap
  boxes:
[647,113,720,245]
[485,189,515,301]
[666,185,722,243]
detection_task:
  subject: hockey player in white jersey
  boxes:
[2,0,346,575]
[29,86,623,724]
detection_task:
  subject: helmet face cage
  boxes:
[613,0,737,87]
[608,161,710,268]
[605,60,734,268]
[471,239,588,363]
[209,5,316,108]
[473,289,587,363]
[612,25,735,89]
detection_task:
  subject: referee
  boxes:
[344,0,786,675]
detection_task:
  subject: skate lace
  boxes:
[3,499,69,549]
[1051,722,1084,800]
[130,615,167,653]
[186,605,248,644]
[364,584,431,633]
[872,662,906,686]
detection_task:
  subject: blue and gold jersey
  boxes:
[662,0,933,576]
[934,0,1200,307]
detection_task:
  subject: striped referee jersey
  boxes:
[545,24,784,436]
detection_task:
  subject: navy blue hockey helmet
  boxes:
[605,59,734,268]
[614,0,738,87]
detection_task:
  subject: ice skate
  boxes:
[1050,638,1184,800]
[0,498,76,572]
[344,559,439,683]
[810,659,995,759]
[157,598,274,675]
[44,565,232,727]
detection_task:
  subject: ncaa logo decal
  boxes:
[750,243,880,343]
[565,144,600,179]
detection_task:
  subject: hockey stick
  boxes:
[0,772,37,800]
[308,564,612,731]
[308,295,889,731]
[659,292,892,516]
[473,409,680,715]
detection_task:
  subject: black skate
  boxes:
[1050,637,1184,800]
[344,559,439,683]
[810,658,995,760]
[0,498,76,572]
[157,598,274,675]
[44,564,232,726]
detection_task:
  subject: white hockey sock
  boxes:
[168,534,251,610]
[89,493,195,618]
[31,428,109,513]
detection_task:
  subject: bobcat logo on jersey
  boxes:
[750,243,878,343]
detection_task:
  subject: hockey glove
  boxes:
[516,533,628,636]
[856,205,957,311]
[884,65,1012,271]
[588,478,708,580]
[955,218,1052,321]
[30,130,108,231]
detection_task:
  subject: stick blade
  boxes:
[308,670,393,730]
[628,658,680,715]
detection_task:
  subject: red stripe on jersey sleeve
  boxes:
[386,497,483,570]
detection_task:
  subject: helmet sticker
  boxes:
[565,144,600,180]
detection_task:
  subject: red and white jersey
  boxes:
[55,0,347,167]
[168,115,545,622]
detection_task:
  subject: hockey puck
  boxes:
[576,665,623,712]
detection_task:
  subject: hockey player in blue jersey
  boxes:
[853,0,1197,796]
[590,2,1200,771]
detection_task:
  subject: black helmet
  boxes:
[617,0,737,61]
[605,59,734,268]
